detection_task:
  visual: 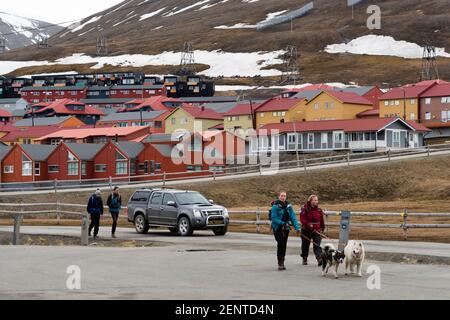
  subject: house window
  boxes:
[410,113,415,121]
[22,153,32,176]
[209,166,224,172]
[154,121,162,128]
[81,162,87,176]
[314,103,319,110]
[171,118,176,125]
[50,139,61,145]
[442,111,448,123]
[410,99,415,105]
[287,133,297,150]
[130,162,136,175]
[321,132,328,149]
[384,101,389,106]
[95,164,107,172]
[260,113,265,118]
[425,112,432,120]
[425,98,431,105]
[116,151,128,175]
[68,162,79,176]
[23,139,32,145]
[180,117,188,124]
[187,165,202,172]
[48,165,59,173]
[4,165,14,174]
[34,162,41,176]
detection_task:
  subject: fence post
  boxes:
[324,209,329,236]
[213,170,216,181]
[259,164,263,175]
[347,152,350,166]
[56,200,61,225]
[338,211,351,251]
[163,172,166,188]
[108,176,112,189]
[81,213,89,246]
[256,208,261,234]
[402,208,408,241]
[12,206,23,245]
[388,149,391,161]
[427,146,430,157]
[303,156,307,172]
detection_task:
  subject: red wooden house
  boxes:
[109,85,165,99]
[1,144,56,183]
[20,86,87,104]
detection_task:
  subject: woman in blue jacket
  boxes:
[271,191,301,271]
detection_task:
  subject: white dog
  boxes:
[344,240,365,277]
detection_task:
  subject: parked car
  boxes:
[127,188,230,236]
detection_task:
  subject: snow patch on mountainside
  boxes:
[325,35,450,59]
[1,50,284,77]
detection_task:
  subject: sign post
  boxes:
[338,211,351,251]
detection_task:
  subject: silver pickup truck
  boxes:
[127,188,230,236]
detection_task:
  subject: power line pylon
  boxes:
[96,28,108,56]
[420,45,439,81]
[280,44,301,85]
[180,42,196,75]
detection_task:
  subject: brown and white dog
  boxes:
[344,240,365,277]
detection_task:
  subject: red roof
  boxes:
[259,118,430,133]
[315,91,373,105]
[282,84,335,94]
[380,80,449,100]
[0,109,12,117]
[36,126,150,141]
[256,98,301,112]
[357,108,380,118]
[32,99,104,116]
[420,83,450,98]
[1,126,62,142]
[208,123,224,130]
[119,96,181,112]
[224,103,261,116]
[181,105,224,120]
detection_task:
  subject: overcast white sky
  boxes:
[1,0,125,24]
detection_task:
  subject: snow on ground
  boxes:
[198,0,230,10]
[325,35,450,59]
[20,71,78,79]
[0,50,284,77]
[70,16,101,33]
[0,12,50,41]
[163,0,211,17]
[140,8,167,21]
[215,82,354,92]
[214,10,287,29]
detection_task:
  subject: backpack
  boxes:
[268,200,276,221]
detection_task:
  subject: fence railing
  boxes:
[1,143,450,193]
[1,202,450,245]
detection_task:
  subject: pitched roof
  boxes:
[152,144,173,157]
[32,99,104,116]
[143,132,187,143]
[315,91,373,105]
[81,98,131,104]
[256,98,300,112]
[181,105,224,120]
[119,96,180,112]
[36,126,150,141]
[380,85,432,100]
[115,141,144,159]
[292,90,323,101]
[337,86,376,96]
[65,143,105,160]
[224,102,262,116]
[0,126,62,142]
[111,85,163,90]
[21,144,57,161]
[0,145,12,161]
[99,111,165,123]
[420,83,450,98]
[180,96,237,103]
[357,108,380,117]
[282,84,336,94]
[14,116,74,127]
[259,117,430,133]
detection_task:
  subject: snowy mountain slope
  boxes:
[0,11,63,51]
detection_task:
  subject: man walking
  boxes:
[87,189,104,239]
[107,186,122,238]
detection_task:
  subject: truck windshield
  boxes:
[175,192,210,205]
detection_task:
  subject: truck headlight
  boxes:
[193,209,202,218]
[223,208,229,218]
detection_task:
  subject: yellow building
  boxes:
[378,85,431,121]
[255,98,307,128]
[165,105,224,133]
[223,102,262,132]
[303,91,373,121]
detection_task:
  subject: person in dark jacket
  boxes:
[300,195,326,266]
[107,186,122,238]
[271,191,301,271]
[87,189,104,239]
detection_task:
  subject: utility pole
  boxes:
[280,45,301,85]
[180,42,196,75]
[96,27,108,56]
[420,45,439,81]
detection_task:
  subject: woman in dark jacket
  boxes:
[300,195,325,266]
[87,189,104,239]
[271,191,301,271]
[107,186,122,238]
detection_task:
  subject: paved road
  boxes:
[1,149,449,196]
[1,227,450,299]
[2,226,450,258]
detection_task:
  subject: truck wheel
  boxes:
[178,217,194,236]
[168,227,178,234]
[134,214,149,234]
[213,226,228,236]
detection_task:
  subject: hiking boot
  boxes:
[93,235,99,239]
[281,257,286,270]
[112,234,117,239]
[302,257,308,266]
[278,257,284,271]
